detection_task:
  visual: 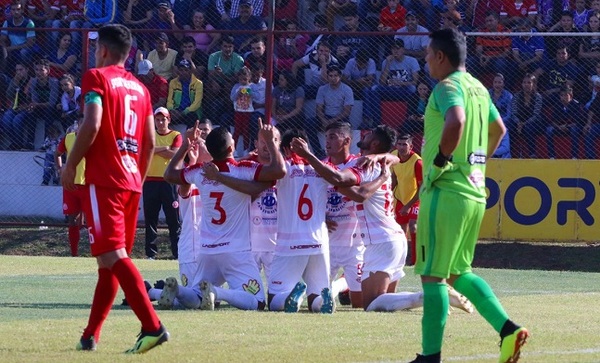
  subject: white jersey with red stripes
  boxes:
[250,185,277,252]
[275,154,330,256]
[182,158,262,254]
[325,155,363,247]
[177,184,202,264]
[349,163,406,245]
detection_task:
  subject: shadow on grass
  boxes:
[473,242,600,273]
[0,302,135,310]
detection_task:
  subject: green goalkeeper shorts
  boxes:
[414,187,486,279]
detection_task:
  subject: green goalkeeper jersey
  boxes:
[422,70,500,204]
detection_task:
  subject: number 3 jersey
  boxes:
[182,158,262,254]
[275,154,330,256]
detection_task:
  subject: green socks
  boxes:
[453,272,509,333]
[422,282,448,355]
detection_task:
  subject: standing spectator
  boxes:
[509,73,543,158]
[332,5,373,67]
[364,39,420,128]
[342,47,376,100]
[469,11,511,78]
[546,85,584,158]
[224,0,267,54]
[166,59,203,127]
[230,66,254,153]
[51,0,85,50]
[57,73,81,130]
[248,62,269,142]
[137,59,168,109]
[40,124,61,185]
[183,9,220,55]
[308,65,354,158]
[146,32,178,80]
[394,11,429,62]
[0,1,36,69]
[583,92,600,158]
[216,0,264,23]
[578,12,600,74]
[499,0,537,27]
[511,19,545,77]
[22,58,60,150]
[533,45,579,97]
[1,61,30,150]
[274,19,308,71]
[61,24,168,354]
[243,36,277,71]
[272,70,305,132]
[489,73,513,158]
[291,41,339,99]
[46,32,78,79]
[144,107,182,260]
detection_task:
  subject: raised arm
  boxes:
[202,162,272,197]
[337,164,390,202]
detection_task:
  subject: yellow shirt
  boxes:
[147,130,181,178]
[391,150,422,205]
[64,133,86,186]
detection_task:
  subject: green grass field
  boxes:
[1,256,600,362]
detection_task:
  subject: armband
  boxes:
[84,91,102,105]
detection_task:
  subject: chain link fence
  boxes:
[0,1,599,226]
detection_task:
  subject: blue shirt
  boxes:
[1,16,35,46]
[489,88,513,122]
[179,78,191,110]
[511,31,545,60]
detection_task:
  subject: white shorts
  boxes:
[253,251,274,281]
[179,261,200,288]
[194,251,265,303]
[269,253,330,297]
[330,245,365,291]
[362,240,406,282]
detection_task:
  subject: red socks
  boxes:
[68,226,80,256]
[409,232,417,265]
[82,268,118,342]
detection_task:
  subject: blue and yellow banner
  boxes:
[481,159,599,242]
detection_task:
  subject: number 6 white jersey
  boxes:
[275,154,330,256]
[183,158,262,255]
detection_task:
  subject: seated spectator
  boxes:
[0,62,30,150]
[363,39,419,128]
[358,0,385,22]
[472,0,503,29]
[578,12,600,73]
[230,66,254,153]
[377,0,406,33]
[26,0,59,30]
[583,91,600,158]
[499,0,537,28]
[585,61,600,108]
[489,73,512,158]
[206,35,244,122]
[175,36,207,81]
[146,32,178,80]
[401,82,430,135]
[137,59,168,109]
[1,2,37,69]
[394,11,429,63]
[341,48,376,100]
[271,0,298,23]
[291,40,339,99]
[146,1,181,47]
[548,11,581,61]
[51,0,85,50]
[546,85,585,158]
[272,70,305,133]
[167,58,203,127]
[83,0,120,26]
[468,11,511,78]
[508,73,543,158]
[440,9,470,32]
[274,19,308,71]
[171,0,195,29]
[124,35,143,73]
[216,0,264,24]
[307,65,354,158]
[224,0,267,53]
[573,0,591,30]
[56,73,80,130]
[20,58,59,149]
[511,19,545,78]
[437,0,467,29]
[123,0,154,42]
[244,36,277,71]
[305,14,333,56]
[534,45,580,98]
[325,0,356,31]
[183,9,220,55]
[332,4,373,67]
[46,32,77,79]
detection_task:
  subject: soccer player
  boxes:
[323,121,364,309]
[163,122,285,311]
[55,118,85,257]
[390,134,422,266]
[410,28,528,363]
[61,24,169,353]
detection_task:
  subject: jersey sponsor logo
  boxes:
[202,242,231,248]
[326,190,347,214]
[468,169,485,188]
[289,243,322,250]
[117,137,139,153]
[467,152,487,165]
[258,190,277,215]
[290,167,321,179]
[201,177,220,186]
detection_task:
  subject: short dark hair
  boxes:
[429,28,467,68]
[317,40,331,50]
[34,58,50,69]
[181,35,197,46]
[205,127,231,160]
[281,129,308,151]
[561,10,574,18]
[341,3,358,17]
[199,118,213,128]
[397,133,413,145]
[98,24,132,61]
[355,48,370,64]
[327,65,341,76]
[560,85,573,95]
[251,36,265,45]
[221,35,235,45]
[325,121,352,138]
[371,125,397,153]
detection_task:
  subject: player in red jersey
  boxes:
[61,24,169,354]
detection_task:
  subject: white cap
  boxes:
[154,107,170,117]
[88,31,98,40]
[137,59,153,75]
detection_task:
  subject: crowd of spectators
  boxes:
[0,0,599,159]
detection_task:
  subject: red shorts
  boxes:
[81,184,141,257]
[394,199,419,225]
[63,185,84,215]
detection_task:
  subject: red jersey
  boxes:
[145,74,168,106]
[81,65,153,192]
[379,5,407,31]
[500,0,537,17]
[61,0,85,16]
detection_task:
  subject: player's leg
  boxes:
[215,251,266,310]
[361,239,407,311]
[268,255,309,312]
[193,254,226,311]
[63,187,81,257]
[303,253,333,313]
[339,244,365,309]
[142,182,161,259]
[160,182,181,259]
